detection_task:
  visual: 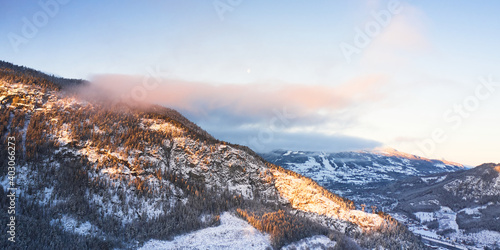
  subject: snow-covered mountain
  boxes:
[262,149,500,249]
[383,163,500,249]
[0,61,425,249]
[261,148,465,199]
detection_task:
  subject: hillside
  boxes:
[0,61,425,249]
[381,163,500,248]
[261,149,500,249]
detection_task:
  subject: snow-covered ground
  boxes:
[282,235,336,249]
[271,168,385,230]
[50,215,97,236]
[405,205,500,249]
[139,213,339,250]
[139,212,272,249]
[265,150,463,191]
[461,230,500,248]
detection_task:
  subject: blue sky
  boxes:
[1,0,500,166]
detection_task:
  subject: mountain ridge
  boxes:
[365,146,465,167]
[0,61,424,249]
[260,149,465,200]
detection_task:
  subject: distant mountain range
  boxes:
[261,148,465,199]
[262,149,500,249]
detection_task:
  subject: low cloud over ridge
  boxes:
[83,74,386,152]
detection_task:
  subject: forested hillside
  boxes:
[0,61,425,249]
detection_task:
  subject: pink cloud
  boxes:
[84,74,388,121]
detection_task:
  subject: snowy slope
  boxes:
[261,149,500,249]
[384,163,500,249]
[140,213,341,250]
[139,212,272,249]
[261,149,465,200]
[282,235,336,250]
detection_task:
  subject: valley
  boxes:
[262,150,500,249]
